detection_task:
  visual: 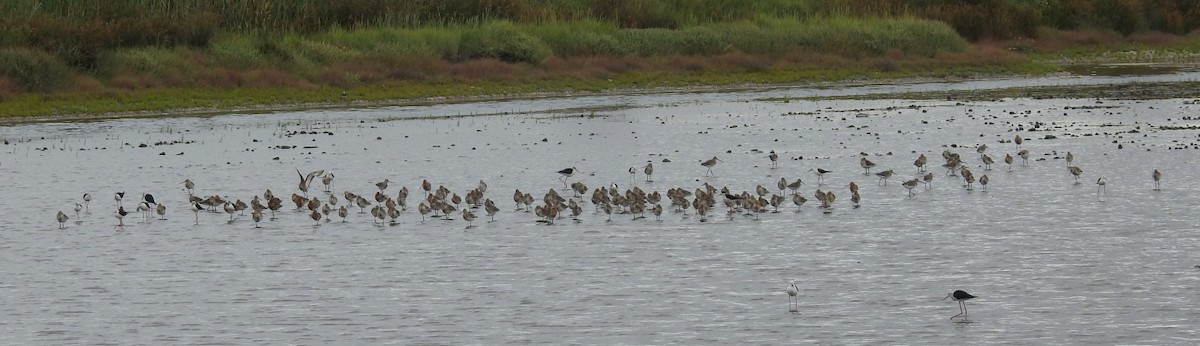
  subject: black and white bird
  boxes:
[786,281,800,311]
[810,168,831,185]
[114,191,125,208]
[557,167,577,187]
[114,206,128,226]
[942,290,976,320]
[191,202,204,225]
[82,193,92,211]
[136,201,152,222]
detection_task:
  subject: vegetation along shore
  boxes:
[4,0,1200,120]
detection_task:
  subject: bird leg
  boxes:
[949,302,967,319]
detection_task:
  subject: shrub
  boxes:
[458,21,551,64]
[0,48,72,91]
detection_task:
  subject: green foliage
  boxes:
[1,0,1198,118]
[458,21,551,64]
[95,47,193,78]
[0,48,71,91]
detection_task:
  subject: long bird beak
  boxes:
[941,294,950,301]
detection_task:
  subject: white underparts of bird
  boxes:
[787,281,799,310]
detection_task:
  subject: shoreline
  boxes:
[6,69,1200,125]
[0,74,1044,125]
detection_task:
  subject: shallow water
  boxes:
[2,74,1200,344]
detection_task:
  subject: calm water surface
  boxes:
[1,74,1199,344]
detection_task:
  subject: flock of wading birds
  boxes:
[48,133,1169,320]
[54,134,1166,232]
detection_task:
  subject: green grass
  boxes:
[0,60,1059,120]
[8,4,1198,120]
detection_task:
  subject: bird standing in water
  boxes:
[943,290,976,320]
[787,281,800,311]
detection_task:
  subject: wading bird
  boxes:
[903,178,920,197]
[1152,168,1161,189]
[810,168,831,185]
[296,169,310,196]
[701,157,721,177]
[875,169,895,185]
[251,209,263,228]
[114,206,128,227]
[1069,165,1083,184]
[943,290,976,320]
[860,157,876,175]
[191,202,203,225]
[787,281,800,311]
[56,211,68,229]
[462,209,477,228]
[557,167,577,188]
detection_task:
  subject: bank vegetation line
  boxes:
[3,0,1200,119]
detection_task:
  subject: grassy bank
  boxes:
[4,0,1200,119]
[0,56,1057,119]
[0,16,991,118]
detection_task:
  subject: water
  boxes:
[2,73,1200,344]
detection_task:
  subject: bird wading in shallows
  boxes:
[786,281,800,312]
[557,167,577,188]
[701,157,721,177]
[943,290,976,320]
